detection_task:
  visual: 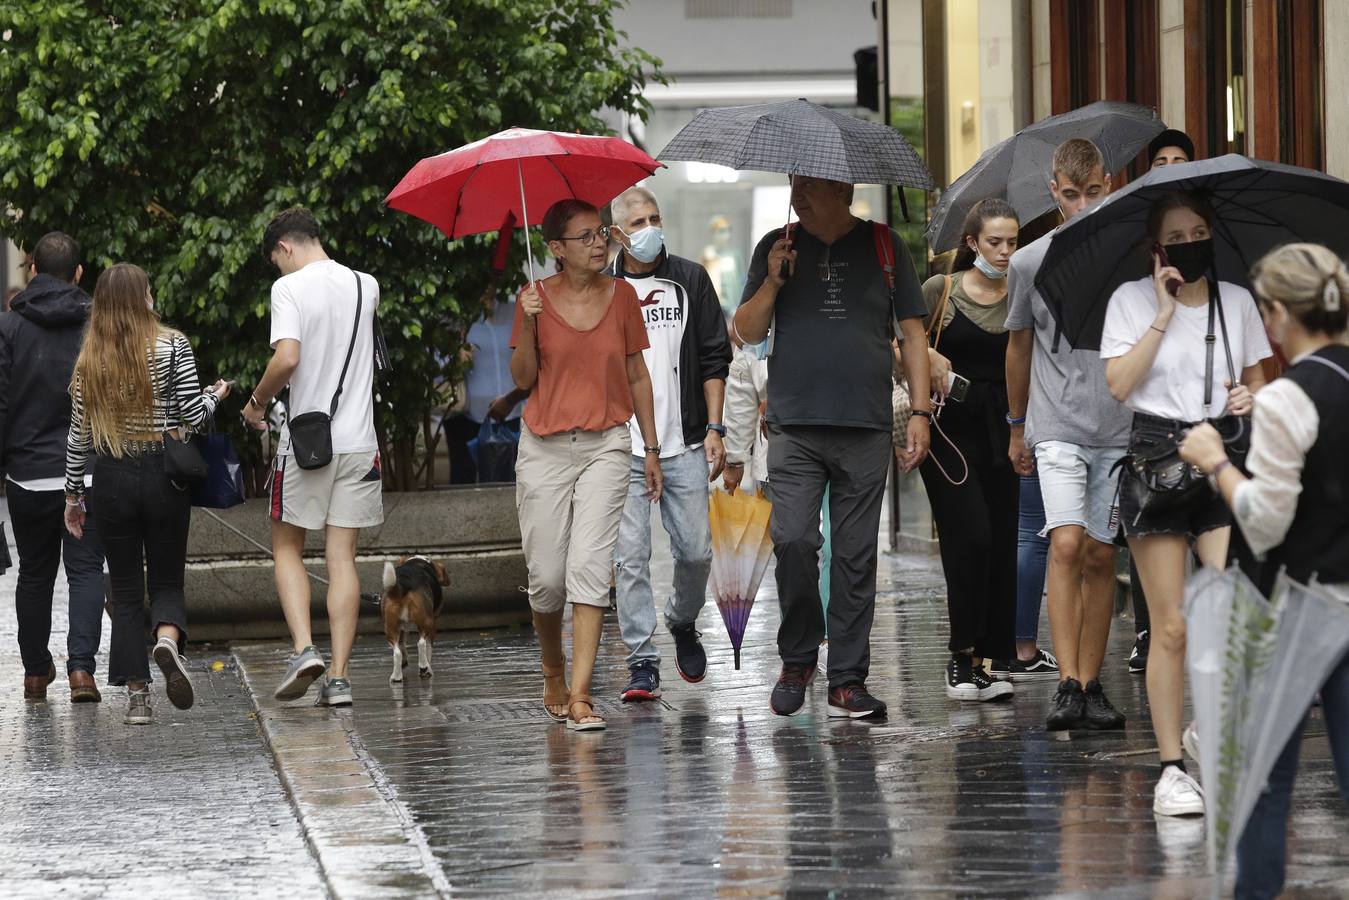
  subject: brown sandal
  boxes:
[541,662,569,723]
[567,697,606,732]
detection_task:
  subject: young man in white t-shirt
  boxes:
[243,207,382,708]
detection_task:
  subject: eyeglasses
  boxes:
[555,226,610,247]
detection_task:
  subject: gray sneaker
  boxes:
[124,687,152,725]
[152,636,194,710]
[274,646,327,701]
[315,677,353,707]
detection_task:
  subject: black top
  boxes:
[740,220,925,430]
[1261,344,1349,588]
[0,274,91,484]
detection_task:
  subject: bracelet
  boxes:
[249,394,267,410]
[1210,459,1233,478]
[911,410,933,420]
[644,445,661,455]
[1150,324,1167,335]
[706,423,727,436]
[1005,413,1026,425]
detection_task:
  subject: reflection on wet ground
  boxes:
[284,546,1346,897]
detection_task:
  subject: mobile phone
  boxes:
[1152,243,1183,297]
[947,371,970,402]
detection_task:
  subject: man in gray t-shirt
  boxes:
[1004,138,1130,735]
[735,175,931,720]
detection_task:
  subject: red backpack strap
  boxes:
[872,220,895,291]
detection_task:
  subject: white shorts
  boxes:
[1034,441,1126,545]
[270,451,384,531]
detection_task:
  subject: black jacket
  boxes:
[608,249,732,449]
[0,274,91,483]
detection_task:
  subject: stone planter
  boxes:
[183,485,530,641]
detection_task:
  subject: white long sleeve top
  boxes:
[724,349,769,486]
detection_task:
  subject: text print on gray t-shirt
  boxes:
[1004,232,1130,449]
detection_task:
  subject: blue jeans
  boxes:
[1235,648,1349,899]
[613,448,713,669]
[1015,474,1050,642]
[7,482,105,676]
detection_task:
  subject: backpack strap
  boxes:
[871,221,903,341]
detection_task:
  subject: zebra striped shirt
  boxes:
[65,331,219,495]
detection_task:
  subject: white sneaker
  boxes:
[1153,766,1205,817]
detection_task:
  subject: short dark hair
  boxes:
[262,207,321,258]
[541,199,599,243]
[1148,129,1195,164]
[32,231,81,280]
[1052,138,1105,187]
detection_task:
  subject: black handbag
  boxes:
[1123,280,1249,519]
[289,270,362,470]
[162,341,209,484]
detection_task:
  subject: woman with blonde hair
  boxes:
[1181,243,1349,898]
[62,263,230,725]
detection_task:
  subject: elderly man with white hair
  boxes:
[607,186,733,702]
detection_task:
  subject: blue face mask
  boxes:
[748,338,769,360]
[972,250,1007,280]
[623,225,665,264]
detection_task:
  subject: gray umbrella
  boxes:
[925,101,1165,251]
[658,99,934,189]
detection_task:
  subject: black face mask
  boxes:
[1164,237,1215,283]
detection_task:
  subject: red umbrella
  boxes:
[385,127,663,277]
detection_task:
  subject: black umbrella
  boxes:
[925,101,1164,252]
[1034,154,1349,351]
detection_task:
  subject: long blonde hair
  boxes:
[71,263,171,454]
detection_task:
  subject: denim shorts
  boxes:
[1033,441,1126,545]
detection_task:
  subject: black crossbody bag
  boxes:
[289,270,362,470]
[1123,280,1249,518]
[162,340,209,484]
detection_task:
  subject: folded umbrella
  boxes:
[386,127,663,280]
[708,485,775,670]
[1184,567,1349,898]
[925,100,1163,252]
[1034,154,1349,351]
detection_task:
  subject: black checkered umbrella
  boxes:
[658,99,935,189]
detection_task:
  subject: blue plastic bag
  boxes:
[474,419,520,484]
[190,432,246,509]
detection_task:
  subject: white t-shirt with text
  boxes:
[623,272,691,459]
[1100,277,1271,422]
[270,259,379,456]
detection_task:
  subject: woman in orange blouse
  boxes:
[510,198,663,731]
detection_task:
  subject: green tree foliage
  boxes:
[0,0,661,489]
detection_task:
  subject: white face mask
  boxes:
[623,225,664,264]
[972,250,1007,280]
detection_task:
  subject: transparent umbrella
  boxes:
[1184,567,1349,897]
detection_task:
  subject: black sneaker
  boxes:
[1046,677,1086,731]
[1129,630,1150,674]
[770,663,816,716]
[827,683,887,719]
[986,659,1011,681]
[1007,649,1061,683]
[945,655,1013,701]
[1082,679,1126,730]
[621,661,661,702]
[669,622,707,683]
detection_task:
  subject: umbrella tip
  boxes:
[734,648,741,669]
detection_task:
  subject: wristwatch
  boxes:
[1005,412,1026,425]
[644,444,661,456]
[911,410,933,421]
[706,423,727,436]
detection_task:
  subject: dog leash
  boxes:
[197,507,383,608]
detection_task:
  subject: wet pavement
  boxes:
[6,500,1348,898]
[0,510,326,898]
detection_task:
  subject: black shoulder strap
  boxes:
[1205,279,1239,409]
[330,270,362,418]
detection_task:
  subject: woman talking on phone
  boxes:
[905,198,1023,702]
[1100,192,1271,817]
[63,264,230,725]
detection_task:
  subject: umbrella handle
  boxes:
[517,159,542,364]
[779,181,793,281]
